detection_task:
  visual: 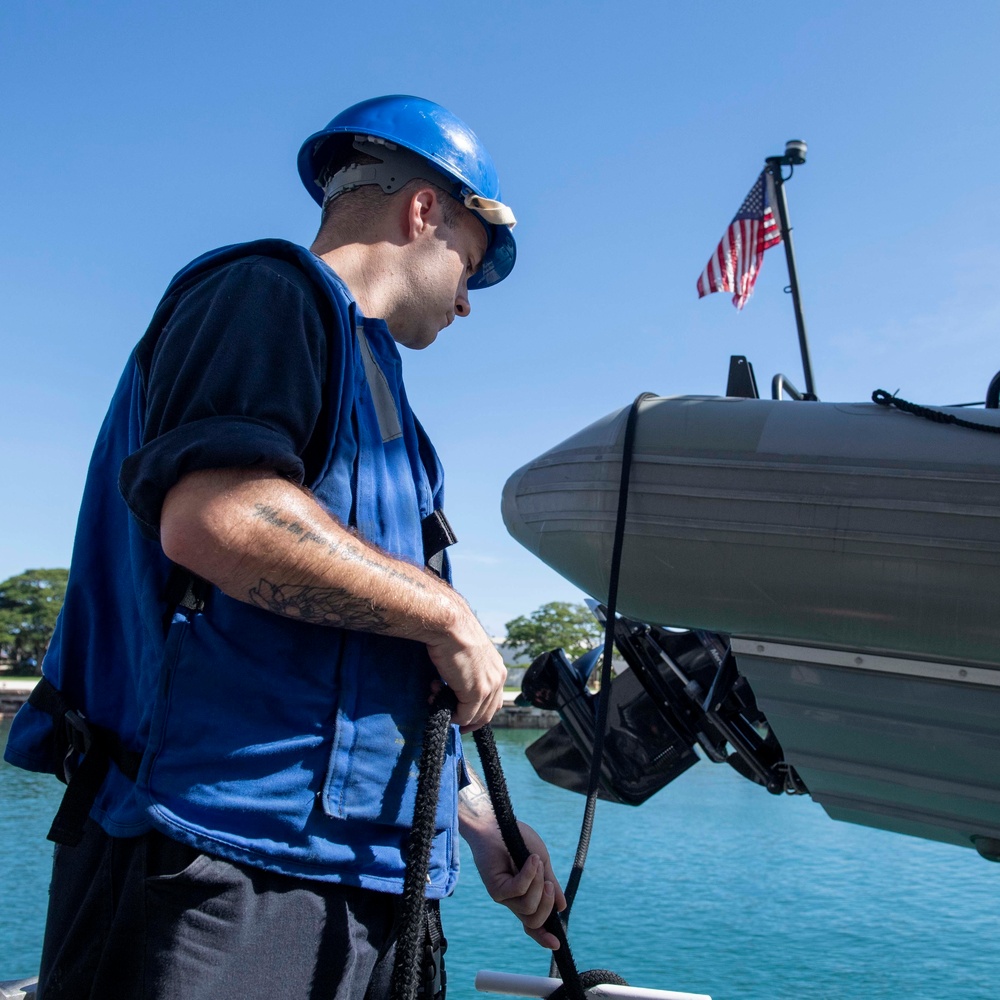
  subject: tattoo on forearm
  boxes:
[249,579,391,632]
[251,503,426,590]
[253,503,327,547]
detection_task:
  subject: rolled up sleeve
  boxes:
[119,256,329,537]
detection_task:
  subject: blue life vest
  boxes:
[4,240,465,897]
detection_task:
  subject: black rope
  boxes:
[390,692,629,1000]
[872,389,1000,434]
[563,393,650,921]
[472,726,590,1000]
[549,969,631,999]
[391,394,650,999]
[390,690,454,1000]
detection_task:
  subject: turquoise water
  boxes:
[2,719,998,998]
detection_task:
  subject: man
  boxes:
[4,95,565,998]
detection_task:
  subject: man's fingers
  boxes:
[517,879,553,929]
[457,698,489,733]
[510,867,546,920]
[424,606,507,730]
[457,683,505,733]
[525,922,561,951]
[491,859,558,931]
[490,855,540,903]
[540,862,567,912]
[519,884,560,944]
[453,686,490,730]
[552,880,568,912]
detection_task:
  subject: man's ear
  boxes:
[404,186,438,241]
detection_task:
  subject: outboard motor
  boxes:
[519,608,806,805]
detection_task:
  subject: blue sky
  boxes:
[3,1,999,634]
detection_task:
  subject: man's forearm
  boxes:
[161,468,453,640]
[458,764,496,839]
[160,466,506,730]
[459,762,567,950]
[242,499,441,636]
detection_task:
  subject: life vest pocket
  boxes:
[320,632,456,831]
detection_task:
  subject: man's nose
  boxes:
[455,292,471,318]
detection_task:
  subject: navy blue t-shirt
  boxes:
[119,255,331,536]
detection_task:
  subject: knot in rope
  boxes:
[872,389,1000,434]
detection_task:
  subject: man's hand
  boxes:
[424,611,506,732]
[470,820,567,949]
[459,767,566,949]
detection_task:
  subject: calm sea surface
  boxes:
[2,720,998,998]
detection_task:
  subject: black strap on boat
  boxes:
[562,392,651,922]
[27,676,143,847]
[872,389,1000,435]
[422,509,458,578]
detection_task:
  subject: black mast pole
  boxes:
[765,140,817,400]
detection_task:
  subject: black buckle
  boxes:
[62,709,93,784]
[421,510,457,563]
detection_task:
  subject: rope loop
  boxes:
[872,389,1000,435]
[549,969,631,998]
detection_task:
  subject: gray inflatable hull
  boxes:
[502,396,1000,853]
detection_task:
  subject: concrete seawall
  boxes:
[0,679,36,719]
[492,702,559,729]
[1,680,556,729]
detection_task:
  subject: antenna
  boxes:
[765,140,815,399]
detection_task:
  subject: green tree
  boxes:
[504,601,602,662]
[0,568,69,673]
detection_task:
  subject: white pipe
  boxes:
[474,970,712,1000]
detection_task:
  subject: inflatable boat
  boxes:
[502,377,1000,860]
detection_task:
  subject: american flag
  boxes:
[697,171,782,310]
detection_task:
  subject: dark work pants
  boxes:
[37,819,442,1000]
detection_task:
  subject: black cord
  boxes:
[390,691,455,1000]
[563,393,651,920]
[872,389,1000,434]
[391,393,651,998]
[473,726,590,1000]
[391,692,630,999]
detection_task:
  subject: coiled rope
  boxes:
[872,389,1000,434]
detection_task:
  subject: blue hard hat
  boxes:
[298,95,516,289]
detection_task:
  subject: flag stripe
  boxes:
[696,171,781,310]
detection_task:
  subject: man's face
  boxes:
[389,202,489,350]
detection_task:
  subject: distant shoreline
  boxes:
[0,681,555,728]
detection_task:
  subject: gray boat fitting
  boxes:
[502,395,1000,855]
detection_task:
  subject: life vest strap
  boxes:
[422,510,457,578]
[28,676,144,847]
